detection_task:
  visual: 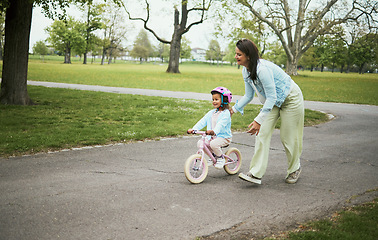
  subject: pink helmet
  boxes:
[211,86,232,105]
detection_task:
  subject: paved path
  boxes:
[1,81,377,240]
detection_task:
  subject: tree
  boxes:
[0,10,5,60]
[78,2,105,64]
[264,41,287,67]
[46,17,86,64]
[222,41,237,66]
[0,0,34,105]
[130,29,152,63]
[235,0,377,75]
[154,42,170,63]
[180,36,192,60]
[99,2,126,65]
[327,33,347,73]
[124,0,214,73]
[32,40,49,61]
[0,0,122,105]
[298,46,317,71]
[206,39,221,65]
[350,33,378,73]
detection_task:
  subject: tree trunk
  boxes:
[286,58,299,76]
[166,32,181,73]
[101,47,106,65]
[166,8,181,73]
[359,63,364,74]
[83,4,91,65]
[0,0,34,105]
[64,43,71,64]
[83,52,87,64]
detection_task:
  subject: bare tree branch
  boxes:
[121,0,170,44]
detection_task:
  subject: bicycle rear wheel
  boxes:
[184,154,208,184]
[224,148,242,175]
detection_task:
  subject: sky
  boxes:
[29,1,224,53]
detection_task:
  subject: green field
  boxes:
[25,58,378,105]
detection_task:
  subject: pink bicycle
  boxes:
[184,130,242,184]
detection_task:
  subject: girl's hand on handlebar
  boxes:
[206,130,215,135]
[187,129,194,134]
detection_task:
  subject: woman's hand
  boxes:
[247,121,261,136]
[229,108,234,117]
[187,129,194,134]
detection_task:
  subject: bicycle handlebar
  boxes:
[188,130,213,136]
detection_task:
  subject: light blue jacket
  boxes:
[192,109,232,139]
[233,59,292,124]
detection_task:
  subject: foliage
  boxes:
[154,42,170,63]
[99,2,126,65]
[78,1,106,64]
[300,32,377,73]
[130,29,153,62]
[220,0,377,75]
[32,40,49,56]
[180,37,192,59]
[264,41,287,67]
[222,41,237,66]
[350,33,378,73]
[206,39,222,62]
[45,17,86,63]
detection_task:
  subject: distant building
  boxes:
[191,48,206,62]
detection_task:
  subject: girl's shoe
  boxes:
[214,157,225,169]
[239,172,262,184]
[207,158,213,167]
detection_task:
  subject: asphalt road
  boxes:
[1,81,377,240]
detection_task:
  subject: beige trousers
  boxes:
[197,137,231,157]
[249,83,304,178]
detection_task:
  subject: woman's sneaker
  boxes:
[214,157,225,169]
[285,167,301,184]
[239,172,262,184]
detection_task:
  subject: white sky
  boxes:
[29,1,225,53]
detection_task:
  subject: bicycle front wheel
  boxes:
[184,154,208,184]
[224,148,242,175]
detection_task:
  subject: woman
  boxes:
[231,39,304,184]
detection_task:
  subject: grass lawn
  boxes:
[264,197,378,240]
[0,85,327,157]
[23,58,378,105]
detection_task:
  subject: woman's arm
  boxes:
[232,80,255,115]
[254,66,277,124]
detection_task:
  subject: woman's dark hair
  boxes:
[236,39,260,82]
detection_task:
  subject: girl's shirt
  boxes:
[233,59,294,124]
[192,109,232,139]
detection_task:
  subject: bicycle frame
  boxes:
[193,130,236,167]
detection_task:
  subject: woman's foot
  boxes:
[285,167,301,184]
[239,172,262,184]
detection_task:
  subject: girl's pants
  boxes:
[249,83,304,178]
[197,137,231,157]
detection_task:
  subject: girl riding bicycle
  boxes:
[187,87,233,169]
